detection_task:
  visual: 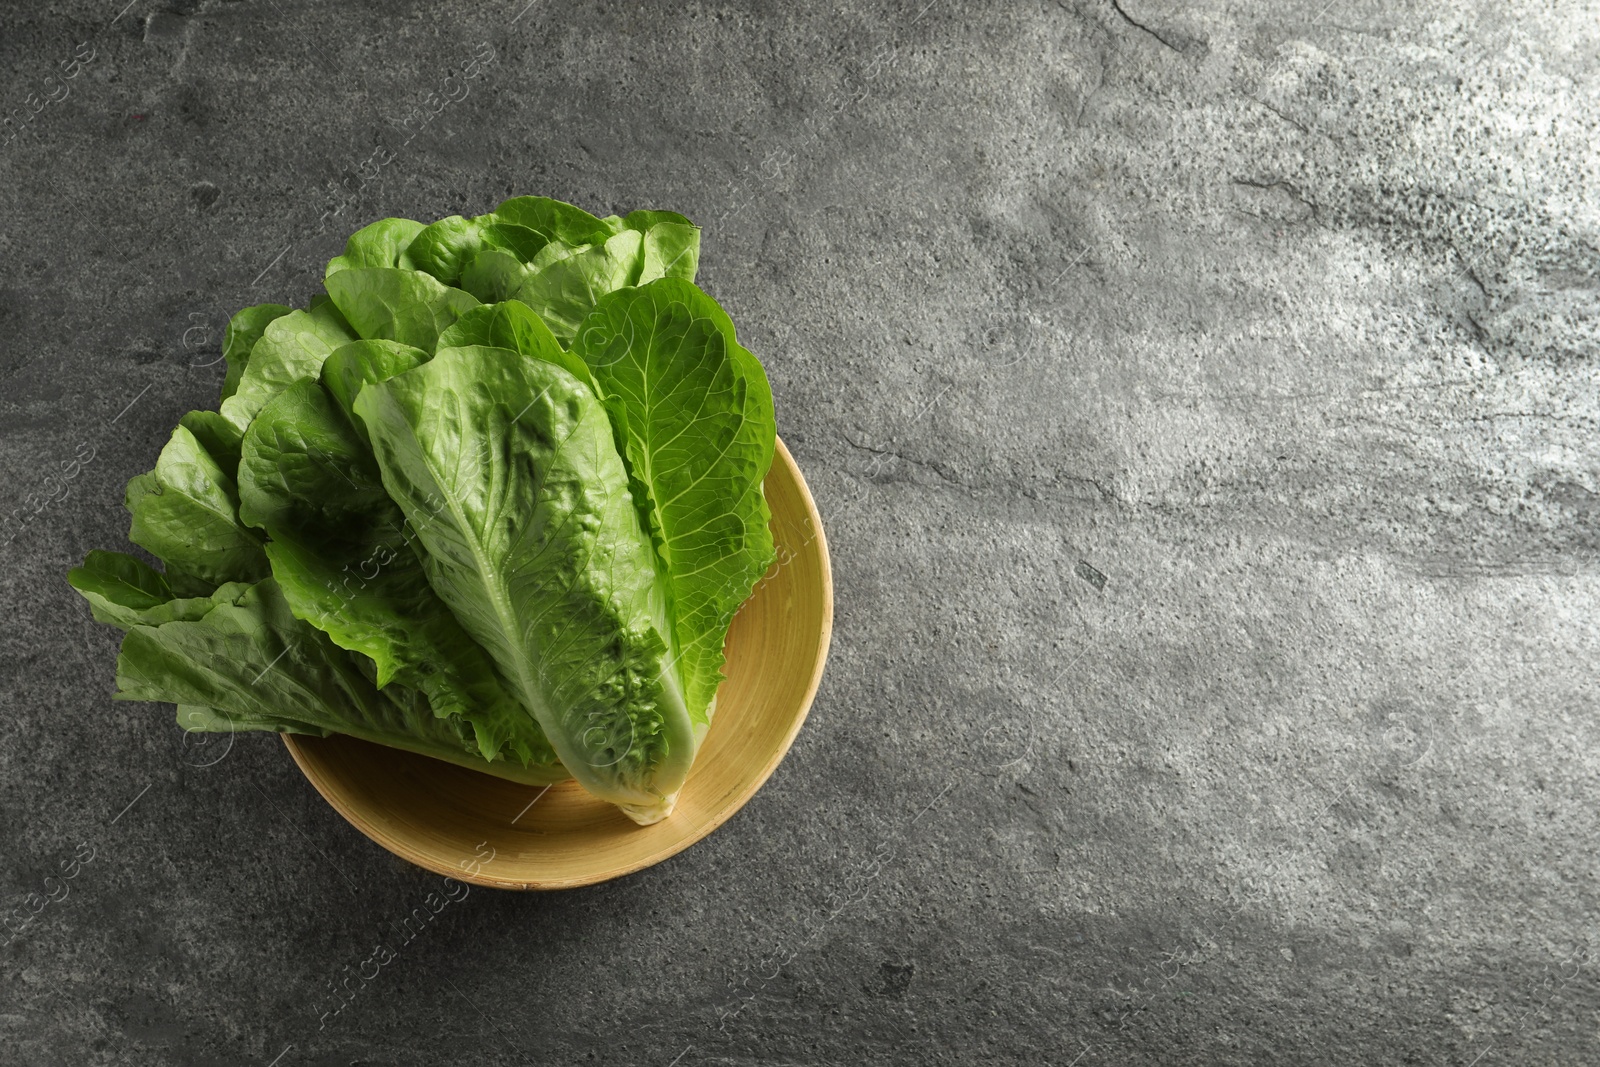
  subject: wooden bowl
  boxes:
[282,437,832,890]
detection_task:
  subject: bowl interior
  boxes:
[282,436,831,889]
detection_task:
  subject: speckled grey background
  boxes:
[2,0,1597,1063]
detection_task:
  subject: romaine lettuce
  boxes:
[69,196,774,825]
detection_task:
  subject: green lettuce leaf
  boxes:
[324,267,480,351]
[401,216,488,287]
[219,302,356,430]
[436,301,602,394]
[66,559,248,735]
[354,338,694,822]
[115,579,557,782]
[491,196,619,248]
[178,410,245,478]
[403,214,557,286]
[621,209,694,230]
[67,550,173,628]
[622,210,701,284]
[125,424,269,589]
[571,279,776,730]
[326,217,426,277]
[458,249,528,304]
[68,551,254,630]
[319,339,430,438]
[220,303,293,402]
[514,230,645,345]
[236,376,564,773]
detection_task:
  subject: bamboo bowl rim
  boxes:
[282,436,832,889]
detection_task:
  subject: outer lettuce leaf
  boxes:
[115,579,557,782]
[514,230,644,345]
[354,340,694,822]
[458,249,529,304]
[490,196,618,248]
[323,267,479,351]
[66,560,250,734]
[179,410,245,478]
[637,222,700,284]
[621,209,694,230]
[571,279,776,730]
[402,216,488,286]
[403,216,545,286]
[67,550,173,628]
[326,218,426,277]
[320,339,430,439]
[436,302,631,496]
[175,702,324,737]
[374,199,701,343]
[622,210,701,284]
[220,302,356,430]
[236,377,564,774]
[477,222,550,262]
[125,424,269,589]
[220,303,292,402]
[436,301,602,394]
[67,552,253,630]
[305,292,355,330]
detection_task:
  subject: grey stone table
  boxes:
[3,1,1596,1063]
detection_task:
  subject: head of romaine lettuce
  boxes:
[69,196,775,825]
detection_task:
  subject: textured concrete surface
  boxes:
[2,0,1598,1063]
